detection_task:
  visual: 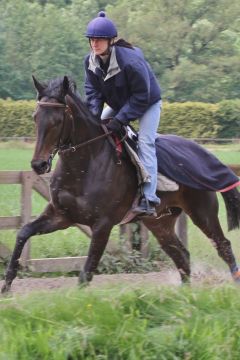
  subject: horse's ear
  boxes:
[32,75,45,94]
[63,76,69,95]
[65,94,78,115]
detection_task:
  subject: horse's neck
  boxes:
[71,112,102,145]
[63,94,112,165]
[67,94,101,143]
[61,109,108,166]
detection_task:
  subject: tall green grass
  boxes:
[1,284,240,359]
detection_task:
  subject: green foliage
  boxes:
[0,0,95,99]
[27,0,72,6]
[107,0,240,102]
[1,285,240,359]
[0,100,35,137]
[1,99,240,138]
[0,0,240,101]
[98,244,166,274]
[215,99,240,138]
[160,101,219,137]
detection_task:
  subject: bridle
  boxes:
[36,100,127,164]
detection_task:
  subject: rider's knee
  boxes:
[138,135,155,146]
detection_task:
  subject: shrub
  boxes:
[214,99,240,138]
[160,102,220,138]
[98,244,168,274]
[0,99,35,137]
[0,99,239,139]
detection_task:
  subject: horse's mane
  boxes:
[43,76,100,126]
[41,77,65,100]
[67,83,100,126]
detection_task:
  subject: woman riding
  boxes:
[84,11,162,215]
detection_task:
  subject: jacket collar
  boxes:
[88,46,121,81]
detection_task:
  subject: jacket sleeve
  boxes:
[115,60,151,124]
[84,59,104,117]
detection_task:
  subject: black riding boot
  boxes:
[132,197,159,216]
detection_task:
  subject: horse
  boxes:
[1,75,240,293]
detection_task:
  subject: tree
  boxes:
[0,0,239,101]
[107,0,240,102]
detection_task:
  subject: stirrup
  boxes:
[132,198,157,216]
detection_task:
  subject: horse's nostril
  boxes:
[31,160,48,174]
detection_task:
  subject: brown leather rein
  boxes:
[36,100,127,156]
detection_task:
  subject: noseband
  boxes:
[37,101,67,108]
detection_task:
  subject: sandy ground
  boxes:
[0,265,233,296]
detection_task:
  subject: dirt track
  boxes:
[0,266,233,296]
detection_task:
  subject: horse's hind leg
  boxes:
[143,209,191,283]
[186,191,239,280]
[1,204,71,293]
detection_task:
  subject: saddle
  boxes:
[102,121,179,192]
[124,126,179,192]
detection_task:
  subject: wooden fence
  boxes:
[0,171,91,272]
[0,165,239,273]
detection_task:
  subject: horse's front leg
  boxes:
[1,204,71,294]
[79,219,113,285]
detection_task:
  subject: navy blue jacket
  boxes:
[84,45,161,124]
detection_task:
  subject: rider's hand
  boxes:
[106,118,124,137]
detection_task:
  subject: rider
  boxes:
[84,11,162,215]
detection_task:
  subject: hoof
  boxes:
[1,283,11,295]
[232,269,240,283]
[180,270,191,285]
[78,271,93,286]
[182,278,191,285]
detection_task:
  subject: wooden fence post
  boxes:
[140,223,149,258]
[0,243,11,261]
[120,222,149,258]
[20,171,33,267]
[120,223,133,251]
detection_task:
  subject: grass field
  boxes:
[0,141,239,272]
[1,284,240,359]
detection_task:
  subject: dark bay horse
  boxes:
[1,75,240,293]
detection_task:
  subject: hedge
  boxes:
[0,99,35,137]
[160,102,219,138]
[0,99,239,138]
[214,99,240,138]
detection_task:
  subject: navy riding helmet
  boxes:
[85,11,118,38]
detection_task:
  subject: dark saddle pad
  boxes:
[155,134,239,191]
[124,129,239,192]
[102,120,239,192]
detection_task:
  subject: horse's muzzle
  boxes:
[31,159,52,174]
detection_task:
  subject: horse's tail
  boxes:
[221,188,240,231]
